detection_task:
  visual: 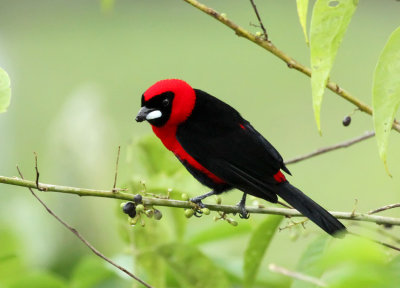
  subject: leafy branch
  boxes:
[182,0,400,132]
[14,156,154,288]
[182,0,400,175]
[0,131,397,285]
[2,175,400,227]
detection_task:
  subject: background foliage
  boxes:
[0,1,399,287]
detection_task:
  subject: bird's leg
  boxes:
[190,190,216,207]
[236,193,250,219]
[190,190,215,217]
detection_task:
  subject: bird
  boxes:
[135,79,346,236]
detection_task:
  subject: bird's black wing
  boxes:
[176,90,289,202]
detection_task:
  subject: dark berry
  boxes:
[342,116,351,126]
[154,209,163,220]
[123,202,136,218]
[383,223,393,229]
[133,194,143,204]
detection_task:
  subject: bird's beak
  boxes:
[135,106,153,122]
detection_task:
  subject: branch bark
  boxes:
[2,175,400,227]
[369,203,400,215]
[285,131,375,165]
[269,264,327,287]
[182,0,400,133]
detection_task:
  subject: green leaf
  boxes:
[243,215,283,288]
[0,226,25,284]
[158,243,230,288]
[319,236,392,288]
[324,264,390,288]
[322,236,386,269]
[9,272,66,288]
[296,0,309,45]
[70,256,115,288]
[133,220,168,288]
[310,0,358,132]
[389,255,400,275]
[188,221,252,246]
[0,67,11,114]
[130,135,182,177]
[168,195,187,241]
[292,235,330,288]
[387,255,400,286]
[372,26,400,175]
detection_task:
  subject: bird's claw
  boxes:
[190,197,206,208]
[194,210,203,217]
[237,203,250,219]
[239,209,250,219]
[190,198,205,217]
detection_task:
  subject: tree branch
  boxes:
[269,264,326,287]
[182,0,400,133]
[285,131,375,165]
[14,167,153,288]
[2,175,400,227]
[368,203,400,215]
[112,145,126,193]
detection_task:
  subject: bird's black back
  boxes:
[176,89,289,201]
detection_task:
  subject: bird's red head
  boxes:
[136,79,196,127]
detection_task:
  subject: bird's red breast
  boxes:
[144,79,225,184]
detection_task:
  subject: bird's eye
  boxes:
[162,98,170,107]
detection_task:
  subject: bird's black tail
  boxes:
[277,181,346,236]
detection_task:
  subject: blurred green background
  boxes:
[0,0,399,287]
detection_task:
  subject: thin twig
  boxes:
[249,0,268,40]
[285,131,375,165]
[360,225,400,244]
[368,203,400,215]
[34,152,45,191]
[1,175,400,227]
[181,0,400,133]
[269,264,327,287]
[16,164,153,288]
[351,199,358,217]
[112,146,121,192]
[349,232,400,252]
[279,219,309,232]
[379,242,400,252]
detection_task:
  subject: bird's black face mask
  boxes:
[135,91,174,127]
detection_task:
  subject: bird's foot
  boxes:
[190,197,206,217]
[236,193,250,219]
[236,201,250,219]
[189,190,216,217]
[190,197,206,208]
